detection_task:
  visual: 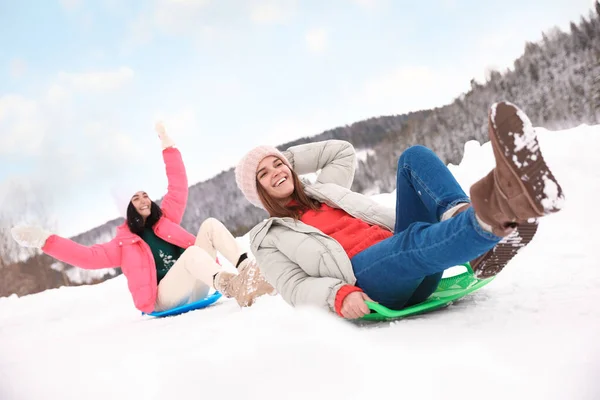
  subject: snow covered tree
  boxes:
[570,22,587,50]
[593,59,600,122]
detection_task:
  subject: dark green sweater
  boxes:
[140,228,185,284]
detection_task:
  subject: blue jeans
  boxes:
[350,145,502,310]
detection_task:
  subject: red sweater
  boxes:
[300,203,392,259]
[299,202,393,316]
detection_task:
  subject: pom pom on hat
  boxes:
[235,146,292,209]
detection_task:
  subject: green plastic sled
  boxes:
[360,263,495,321]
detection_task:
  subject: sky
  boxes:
[0,0,596,237]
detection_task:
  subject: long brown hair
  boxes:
[257,168,320,219]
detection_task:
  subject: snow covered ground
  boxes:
[1,124,599,400]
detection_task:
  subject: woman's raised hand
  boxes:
[155,121,175,149]
[11,225,52,249]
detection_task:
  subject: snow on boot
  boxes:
[213,271,256,307]
[470,101,565,237]
[213,260,276,307]
[237,258,277,297]
[469,219,538,279]
[448,204,539,278]
[213,272,237,299]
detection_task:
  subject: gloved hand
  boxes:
[11,225,53,249]
[155,121,175,149]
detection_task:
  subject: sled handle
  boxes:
[364,300,386,313]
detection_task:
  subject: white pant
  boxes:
[154,218,242,311]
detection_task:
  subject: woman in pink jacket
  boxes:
[11,123,274,314]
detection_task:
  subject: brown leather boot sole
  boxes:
[490,102,565,217]
[470,220,538,279]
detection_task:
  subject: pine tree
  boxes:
[570,22,587,50]
[529,62,540,82]
[593,57,600,122]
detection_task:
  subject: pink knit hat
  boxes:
[235,145,293,209]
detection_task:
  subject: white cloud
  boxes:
[9,58,27,78]
[57,67,134,92]
[362,67,435,99]
[305,28,328,53]
[250,0,296,24]
[83,122,145,165]
[258,110,349,148]
[0,95,46,156]
[477,32,515,51]
[46,84,71,106]
[152,108,199,141]
[358,65,467,115]
[153,0,211,34]
[126,14,155,45]
[469,31,524,83]
[123,0,213,48]
[123,0,297,48]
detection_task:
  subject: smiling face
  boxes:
[130,191,151,218]
[256,156,295,203]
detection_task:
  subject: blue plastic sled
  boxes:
[143,291,222,318]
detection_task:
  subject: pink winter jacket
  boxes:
[41,147,196,313]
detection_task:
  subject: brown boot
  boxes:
[213,271,256,308]
[237,258,277,298]
[213,259,276,307]
[469,220,538,279]
[470,101,565,236]
[447,204,538,278]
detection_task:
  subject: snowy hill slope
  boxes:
[1,124,599,400]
